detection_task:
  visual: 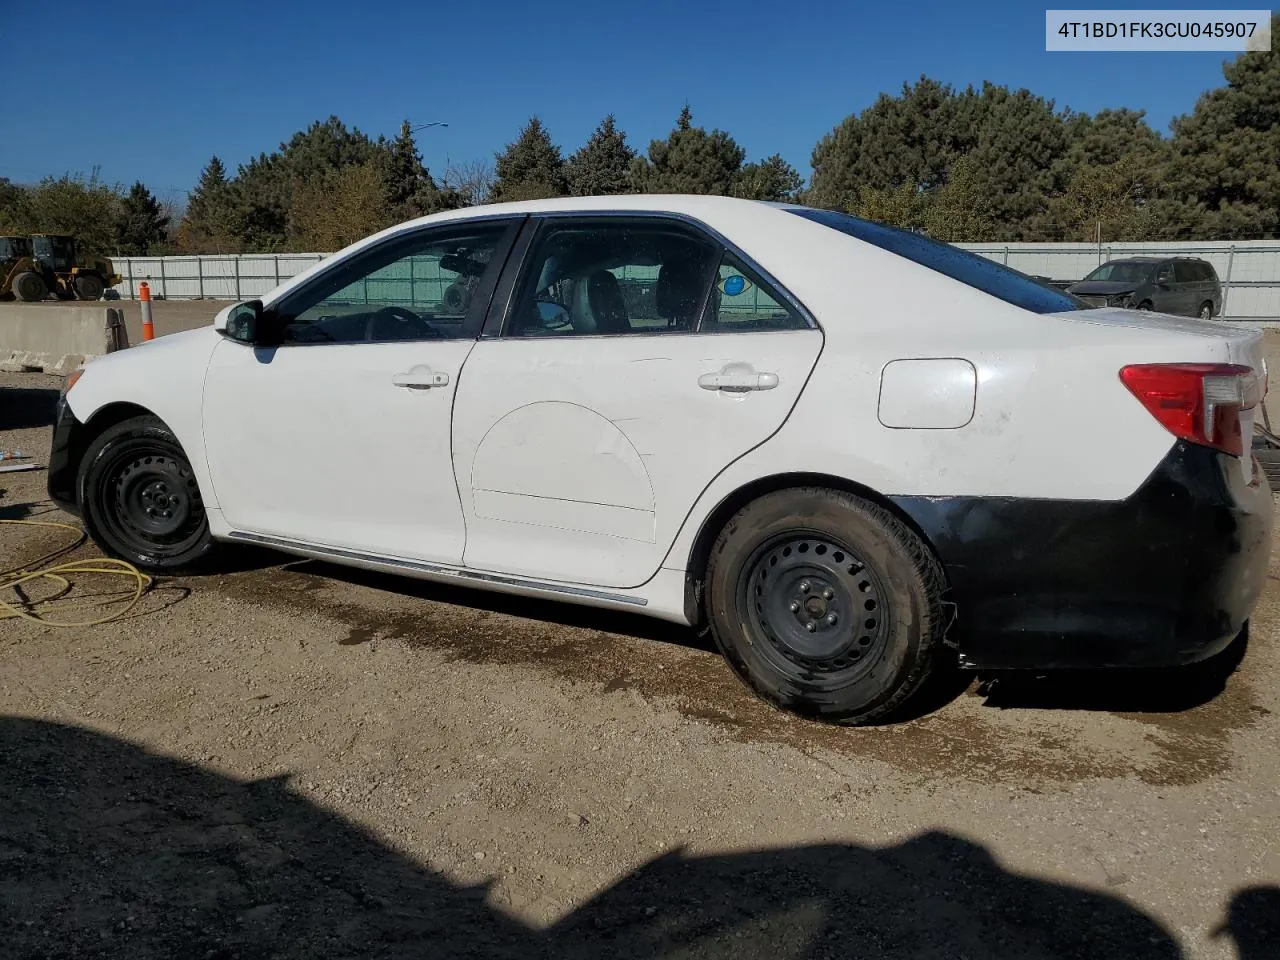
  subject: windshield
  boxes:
[786,208,1084,314]
[1082,261,1153,284]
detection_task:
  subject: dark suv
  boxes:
[1067,257,1222,319]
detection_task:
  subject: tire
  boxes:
[1199,301,1214,320]
[74,273,104,301]
[13,271,47,302]
[79,415,215,573]
[705,487,947,725]
[1137,301,1153,312]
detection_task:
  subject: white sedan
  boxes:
[48,196,1273,724]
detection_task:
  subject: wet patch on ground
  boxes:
[209,558,1265,789]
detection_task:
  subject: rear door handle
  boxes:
[392,367,450,389]
[698,364,779,393]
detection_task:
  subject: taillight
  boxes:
[1119,363,1259,456]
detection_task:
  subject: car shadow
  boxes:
[282,558,717,652]
[0,385,59,431]
[2,715,1201,959]
[261,560,1250,721]
[974,626,1249,715]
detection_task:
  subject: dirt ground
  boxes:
[3,359,1280,957]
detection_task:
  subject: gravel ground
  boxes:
[2,365,1280,959]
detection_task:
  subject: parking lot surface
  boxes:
[3,360,1279,958]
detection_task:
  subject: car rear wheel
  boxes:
[1137,300,1153,311]
[705,487,948,725]
[1199,301,1214,320]
[79,415,215,573]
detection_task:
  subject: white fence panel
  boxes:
[108,241,1280,321]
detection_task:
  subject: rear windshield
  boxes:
[1083,261,1154,283]
[787,208,1084,314]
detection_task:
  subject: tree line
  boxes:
[1,17,1275,256]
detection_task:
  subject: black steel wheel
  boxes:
[739,534,891,688]
[80,415,215,572]
[74,273,105,301]
[706,488,947,725]
[13,271,47,302]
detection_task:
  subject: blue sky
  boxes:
[0,0,1248,201]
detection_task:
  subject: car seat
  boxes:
[656,258,709,329]
[571,269,630,334]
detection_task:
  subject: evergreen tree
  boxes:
[1153,15,1280,240]
[808,77,980,210]
[381,120,443,220]
[491,117,568,201]
[810,79,1071,240]
[115,181,170,254]
[179,157,242,253]
[732,155,803,202]
[566,116,636,196]
[630,105,745,195]
[0,177,21,230]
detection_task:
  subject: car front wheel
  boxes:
[705,488,948,725]
[79,415,215,573]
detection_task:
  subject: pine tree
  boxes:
[731,155,803,202]
[381,121,443,220]
[1153,14,1280,240]
[491,117,567,201]
[566,116,636,196]
[115,182,170,254]
[180,157,241,253]
[630,105,745,195]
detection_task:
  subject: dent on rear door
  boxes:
[452,331,823,589]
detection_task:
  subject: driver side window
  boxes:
[270,223,510,345]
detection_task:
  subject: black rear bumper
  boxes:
[47,395,82,516]
[892,441,1273,669]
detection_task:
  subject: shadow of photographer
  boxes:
[1,716,1219,959]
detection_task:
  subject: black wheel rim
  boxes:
[93,440,206,559]
[738,533,891,688]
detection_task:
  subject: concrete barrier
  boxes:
[0,304,128,375]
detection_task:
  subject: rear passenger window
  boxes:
[1174,262,1196,283]
[700,252,807,332]
[505,220,719,337]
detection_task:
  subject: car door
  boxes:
[450,215,824,589]
[201,218,520,563]
[1172,261,1200,316]
[1147,262,1173,313]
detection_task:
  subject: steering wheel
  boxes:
[364,305,438,342]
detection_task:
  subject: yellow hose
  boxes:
[0,518,152,626]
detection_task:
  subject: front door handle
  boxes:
[698,364,779,393]
[392,367,449,389]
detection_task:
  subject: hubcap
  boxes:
[740,535,889,684]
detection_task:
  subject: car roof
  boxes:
[407,193,777,224]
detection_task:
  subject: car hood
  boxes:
[1066,281,1138,296]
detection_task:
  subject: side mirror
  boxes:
[223,300,263,344]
